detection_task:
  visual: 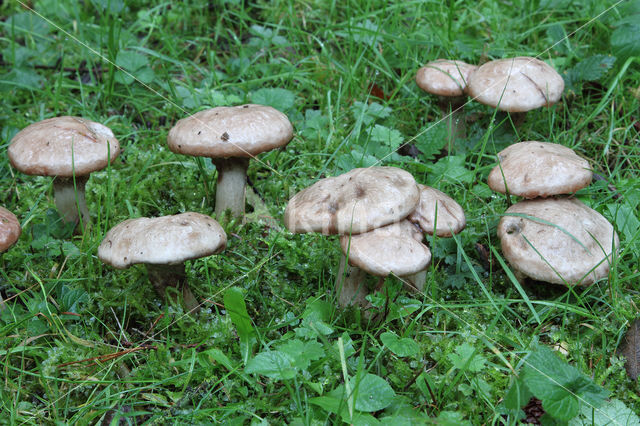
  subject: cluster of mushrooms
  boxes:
[0,56,621,319]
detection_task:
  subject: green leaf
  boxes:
[369,125,404,149]
[569,398,640,426]
[414,122,449,162]
[245,351,296,380]
[278,339,325,370]
[433,411,472,426]
[380,331,419,358]
[350,374,396,412]
[223,287,256,364]
[611,24,640,58]
[522,345,608,421]
[250,88,296,113]
[448,343,487,372]
[427,155,474,185]
[607,202,640,242]
[504,375,533,411]
[351,101,392,125]
[568,55,617,82]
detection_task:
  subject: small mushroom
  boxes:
[8,116,120,228]
[467,57,564,124]
[284,167,420,309]
[0,207,21,310]
[98,212,227,313]
[497,198,618,286]
[167,104,293,218]
[416,59,477,147]
[408,184,466,237]
[0,207,20,254]
[339,220,431,309]
[488,141,592,198]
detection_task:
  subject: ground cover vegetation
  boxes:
[1,0,639,423]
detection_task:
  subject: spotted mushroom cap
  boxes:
[467,57,564,112]
[284,167,420,235]
[340,220,431,276]
[488,142,592,198]
[167,104,294,158]
[408,185,466,237]
[415,59,478,97]
[497,198,618,286]
[0,207,21,253]
[8,116,120,177]
[98,212,227,269]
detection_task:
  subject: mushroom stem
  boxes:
[213,158,250,218]
[404,270,427,293]
[145,263,200,313]
[53,176,90,227]
[335,253,371,308]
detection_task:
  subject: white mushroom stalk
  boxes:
[53,176,90,226]
[213,158,250,218]
[167,104,293,219]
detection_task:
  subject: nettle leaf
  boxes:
[448,343,487,372]
[369,125,404,149]
[278,339,325,370]
[522,345,608,421]
[607,202,640,242]
[343,19,383,47]
[414,121,449,162]
[380,331,419,358]
[350,374,396,412]
[504,375,533,411]
[351,101,392,125]
[569,54,616,82]
[245,351,296,380]
[250,88,296,113]
[115,50,154,84]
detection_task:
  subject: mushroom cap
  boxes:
[340,220,431,276]
[8,116,120,177]
[284,167,420,235]
[408,185,466,237]
[467,57,564,112]
[98,212,227,269]
[415,59,478,97]
[0,207,21,253]
[488,141,592,198]
[167,104,294,158]
[497,198,619,286]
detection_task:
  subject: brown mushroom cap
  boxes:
[340,220,431,276]
[8,116,120,177]
[415,59,478,97]
[284,167,420,235]
[467,57,564,112]
[488,142,592,198]
[167,104,294,158]
[497,198,618,286]
[0,207,21,253]
[408,185,466,237]
[98,212,227,269]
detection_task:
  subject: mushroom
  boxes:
[98,212,227,313]
[408,184,466,237]
[466,57,564,124]
[339,220,431,309]
[497,198,618,286]
[8,116,120,228]
[167,104,294,218]
[0,207,20,254]
[284,166,420,308]
[487,141,592,198]
[0,206,21,310]
[416,59,477,147]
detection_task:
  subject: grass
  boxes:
[1,0,639,423]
